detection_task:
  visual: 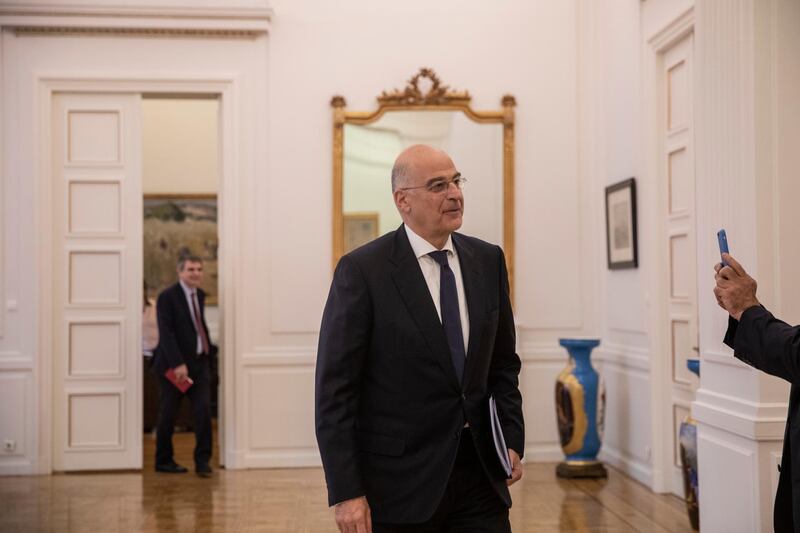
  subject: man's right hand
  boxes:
[173,364,189,383]
[334,496,372,533]
[714,253,760,320]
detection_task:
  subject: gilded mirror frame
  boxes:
[332,68,516,296]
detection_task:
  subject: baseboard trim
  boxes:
[523,443,563,462]
[241,450,322,468]
[0,459,35,476]
[600,446,653,488]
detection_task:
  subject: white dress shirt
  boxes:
[404,224,470,352]
[179,280,204,355]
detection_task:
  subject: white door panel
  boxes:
[661,33,699,496]
[52,93,142,471]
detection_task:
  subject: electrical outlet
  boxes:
[3,440,15,453]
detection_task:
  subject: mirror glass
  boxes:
[342,111,504,253]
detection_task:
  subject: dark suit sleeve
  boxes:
[487,247,525,457]
[156,290,186,370]
[725,305,800,384]
[315,255,373,506]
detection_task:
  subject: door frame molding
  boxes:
[643,6,695,493]
[35,74,239,473]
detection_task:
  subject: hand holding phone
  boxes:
[717,229,729,267]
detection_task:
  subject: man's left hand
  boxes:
[714,253,760,320]
[507,449,523,486]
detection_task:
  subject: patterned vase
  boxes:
[555,338,607,478]
[679,359,700,530]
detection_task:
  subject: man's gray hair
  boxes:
[177,254,203,271]
[391,161,409,192]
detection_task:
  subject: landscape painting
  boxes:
[143,195,218,305]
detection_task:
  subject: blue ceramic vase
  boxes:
[555,338,607,478]
[679,359,700,530]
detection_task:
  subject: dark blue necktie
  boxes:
[428,250,466,384]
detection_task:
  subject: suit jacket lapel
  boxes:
[389,226,461,391]
[453,234,487,387]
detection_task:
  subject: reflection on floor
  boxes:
[0,430,694,532]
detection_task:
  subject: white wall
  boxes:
[590,0,652,486]
[692,0,800,530]
[260,0,588,464]
[0,0,591,473]
[6,0,732,485]
[774,0,800,326]
[142,98,219,195]
[585,0,696,489]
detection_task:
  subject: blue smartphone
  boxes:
[717,229,729,267]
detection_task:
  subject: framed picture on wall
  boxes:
[143,194,218,305]
[605,178,638,269]
[343,212,379,254]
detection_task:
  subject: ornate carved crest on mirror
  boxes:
[331,68,516,296]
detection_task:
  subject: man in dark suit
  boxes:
[715,252,799,532]
[316,145,525,532]
[153,254,217,477]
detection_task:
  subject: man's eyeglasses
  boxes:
[398,175,468,194]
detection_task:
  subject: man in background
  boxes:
[153,254,217,477]
[316,145,524,532]
[715,252,800,532]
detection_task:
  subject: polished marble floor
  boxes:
[0,430,695,532]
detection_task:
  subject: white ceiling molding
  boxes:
[0,2,273,36]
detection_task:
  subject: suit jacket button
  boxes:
[454,430,460,440]
[461,393,466,400]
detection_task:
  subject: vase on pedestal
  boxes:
[679,359,700,531]
[555,338,607,478]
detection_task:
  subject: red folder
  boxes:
[165,368,193,393]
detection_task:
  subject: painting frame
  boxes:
[605,178,638,270]
[343,212,379,254]
[143,193,219,305]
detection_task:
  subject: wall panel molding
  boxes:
[243,347,316,366]
[702,348,751,369]
[594,343,650,372]
[242,449,321,468]
[0,3,273,36]
[600,359,652,476]
[697,429,759,532]
[241,366,317,467]
[607,325,649,335]
[647,6,694,51]
[0,354,31,370]
[693,387,786,441]
[519,341,564,363]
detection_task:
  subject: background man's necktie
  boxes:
[191,291,211,355]
[428,251,466,383]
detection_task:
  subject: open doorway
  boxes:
[140,95,222,472]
